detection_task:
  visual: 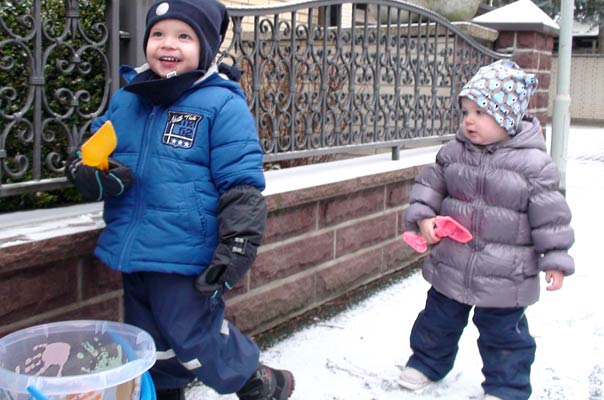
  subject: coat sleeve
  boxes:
[528,160,575,275]
[209,95,265,194]
[405,151,448,231]
[199,184,267,290]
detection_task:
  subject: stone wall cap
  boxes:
[263,145,440,196]
[452,21,499,42]
[0,146,442,248]
[473,0,559,35]
[0,203,104,248]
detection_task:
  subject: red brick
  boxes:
[514,51,539,70]
[539,53,552,71]
[0,231,99,273]
[383,240,422,273]
[535,33,548,51]
[386,179,414,207]
[81,257,122,299]
[538,71,551,90]
[496,32,515,49]
[252,231,334,287]
[545,36,554,51]
[0,261,78,325]
[517,32,537,48]
[0,297,122,337]
[227,275,316,334]
[61,297,122,321]
[319,187,384,227]
[263,204,317,244]
[336,213,397,256]
[397,209,407,235]
[316,248,382,299]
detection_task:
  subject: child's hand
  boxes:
[544,270,564,291]
[65,152,134,201]
[418,217,440,244]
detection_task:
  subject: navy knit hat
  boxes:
[458,60,538,135]
[143,0,229,72]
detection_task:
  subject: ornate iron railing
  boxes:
[0,0,509,198]
[222,0,510,163]
[0,0,119,198]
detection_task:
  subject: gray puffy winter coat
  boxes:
[405,116,575,307]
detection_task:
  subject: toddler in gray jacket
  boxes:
[399,59,575,400]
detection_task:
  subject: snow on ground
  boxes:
[188,124,604,400]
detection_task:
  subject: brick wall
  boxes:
[495,31,555,129]
[0,162,424,338]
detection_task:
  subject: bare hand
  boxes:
[545,270,564,291]
[418,217,440,244]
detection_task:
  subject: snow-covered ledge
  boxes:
[1,146,439,249]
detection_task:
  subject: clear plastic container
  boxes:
[0,320,156,400]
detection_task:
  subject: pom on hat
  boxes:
[458,59,538,135]
[143,0,229,72]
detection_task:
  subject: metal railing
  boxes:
[0,0,509,198]
[0,0,119,198]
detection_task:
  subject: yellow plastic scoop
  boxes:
[81,121,117,171]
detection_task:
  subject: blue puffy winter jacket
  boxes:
[92,65,265,275]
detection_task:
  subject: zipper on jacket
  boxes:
[464,150,487,302]
[117,106,159,269]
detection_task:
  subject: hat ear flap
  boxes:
[219,9,229,46]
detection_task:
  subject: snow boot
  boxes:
[398,366,432,390]
[236,364,295,400]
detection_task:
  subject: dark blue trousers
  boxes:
[122,271,259,394]
[407,287,536,400]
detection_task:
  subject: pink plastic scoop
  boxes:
[402,216,473,253]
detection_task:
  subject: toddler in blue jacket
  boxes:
[65,1,294,399]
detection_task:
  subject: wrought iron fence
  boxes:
[0,0,509,198]
[0,0,119,198]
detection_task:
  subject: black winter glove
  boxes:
[65,151,134,201]
[194,185,267,297]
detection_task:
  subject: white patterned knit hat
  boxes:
[458,59,538,135]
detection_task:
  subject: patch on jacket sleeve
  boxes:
[162,111,203,149]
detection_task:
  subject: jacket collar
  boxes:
[455,116,545,152]
[120,64,220,106]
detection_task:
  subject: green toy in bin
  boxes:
[0,320,156,400]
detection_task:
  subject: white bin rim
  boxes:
[0,320,156,396]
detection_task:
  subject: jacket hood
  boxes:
[455,115,545,152]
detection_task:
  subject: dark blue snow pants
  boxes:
[122,271,260,394]
[407,287,536,400]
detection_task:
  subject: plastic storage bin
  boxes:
[0,320,156,400]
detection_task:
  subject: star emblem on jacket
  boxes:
[162,111,203,149]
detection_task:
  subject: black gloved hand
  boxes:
[65,151,134,201]
[194,236,258,297]
[194,185,267,297]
